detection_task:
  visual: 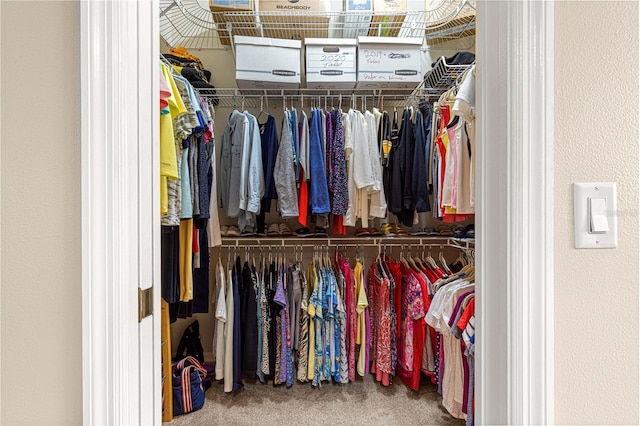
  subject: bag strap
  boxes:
[181,366,194,413]
[176,356,208,380]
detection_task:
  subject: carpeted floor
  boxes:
[168,376,465,426]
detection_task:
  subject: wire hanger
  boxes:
[257,95,269,123]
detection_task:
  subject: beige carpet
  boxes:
[168,376,466,426]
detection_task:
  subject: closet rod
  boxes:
[216,237,474,250]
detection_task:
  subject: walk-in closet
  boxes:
[159,0,477,424]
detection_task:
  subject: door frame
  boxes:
[80,0,161,424]
[80,0,554,424]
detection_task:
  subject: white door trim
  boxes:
[81,1,554,424]
[81,0,160,424]
[476,1,554,424]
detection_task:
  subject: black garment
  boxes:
[419,101,433,189]
[260,114,279,211]
[257,115,279,234]
[161,225,180,305]
[412,109,430,213]
[241,262,258,378]
[267,262,280,383]
[192,222,209,314]
[232,258,244,392]
[431,52,476,68]
[195,133,210,220]
[386,111,403,217]
[398,109,416,226]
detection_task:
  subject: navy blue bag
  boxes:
[172,356,207,416]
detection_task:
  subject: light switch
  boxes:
[574,182,617,249]
[588,197,609,233]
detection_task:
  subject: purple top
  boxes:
[448,291,475,328]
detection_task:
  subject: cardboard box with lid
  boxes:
[209,0,256,46]
[258,0,342,39]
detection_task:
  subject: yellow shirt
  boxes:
[307,262,318,381]
[354,261,368,376]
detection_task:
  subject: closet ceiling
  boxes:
[160,0,476,50]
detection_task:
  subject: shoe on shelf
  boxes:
[409,226,427,236]
[266,223,280,237]
[465,224,475,239]
[314,227,328,237]
[354,227,371,237]
[453,225,467,238]
[367,227,383,237]
[279,223,293,237]
[380,223,395,237]
[241,228,255,237]
[295,227,313,237]
[394,224,408,236]
[221,225,229,237]
[438,225,454,237]
[227,225,241,237]
[424,226,438,236]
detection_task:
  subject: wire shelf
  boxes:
[423,56,474,90]
[160,0,475,50]
[197,87,442,109]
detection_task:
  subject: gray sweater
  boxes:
[273,111,299,218]
[219,110,248,218]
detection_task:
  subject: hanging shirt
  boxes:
[223,268,235,393]
[308,109,331,215]
[219,110,248,218]
[240,111,265,215]
[342,112,359,227]
[354,261,369,376]
[365,110,387,219]
[259,114,279,213]
[214,260,226,381]
[273,111,299,217]
[412,109,431,212]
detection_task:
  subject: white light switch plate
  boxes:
[573,182,617,248]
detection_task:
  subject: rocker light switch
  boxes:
[589,197,609,234]
[574,182,617,248]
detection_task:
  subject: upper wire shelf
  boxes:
[423,56,475,90]
[197,87,444,109]
[160,0,476,50]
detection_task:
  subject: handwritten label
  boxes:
[362,73,387,81]
[320,54,346,68]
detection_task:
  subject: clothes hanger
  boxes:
[461,293,474,311]
[439,246,452,274]
[424,247,438,271]
[257,96,269,123]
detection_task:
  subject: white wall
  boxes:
[0,1,82,424]
[554,1,639,424]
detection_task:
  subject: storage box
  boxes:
[209,0,253,11]
[356,36,422,90]
[235,36,302,90]
[342,0,373,38]
[258,0,342,39]
[368,0,406,37]
[305,38,357,89]
[210,0,256,46]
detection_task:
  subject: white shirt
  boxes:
[214,261,227,380]
[223,268,234,393]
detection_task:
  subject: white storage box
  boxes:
[234,36,302,90]
[356,36,422,90]
[343,0,373,38]
[305,38,357,89]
